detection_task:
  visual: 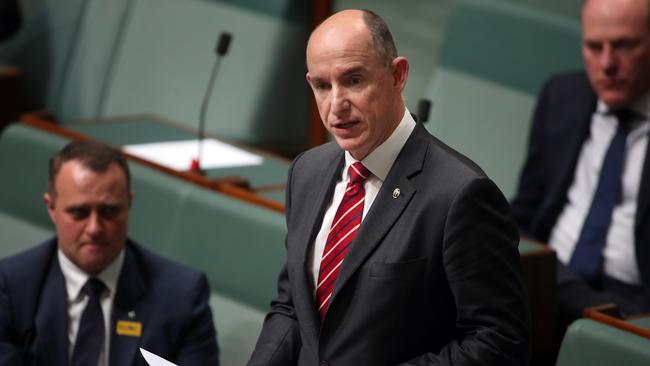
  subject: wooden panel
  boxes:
[585,304,650,340]
[520,237,557,366]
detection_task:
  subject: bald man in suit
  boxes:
[249,9,530,366]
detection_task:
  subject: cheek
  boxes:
[315,97,330,120]
[56,221,84,241]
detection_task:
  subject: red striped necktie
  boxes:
[316,162,370,321]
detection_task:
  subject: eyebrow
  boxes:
[340,66,367,77]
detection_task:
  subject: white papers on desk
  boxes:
[140,348,178,366]
[123,139,263,171]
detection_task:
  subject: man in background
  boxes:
[512,0,650,325]
[0,140,220,365]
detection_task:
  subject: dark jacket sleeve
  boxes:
[0,267,26,366]
[175,273,221,366]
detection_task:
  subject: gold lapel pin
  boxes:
[128,310,136,319]
[392,188,401,199]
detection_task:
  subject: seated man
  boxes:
[0,140,220,365]
[511,0,650,325]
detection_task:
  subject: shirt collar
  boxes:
[58,247,125,302]
[343,108,416,181]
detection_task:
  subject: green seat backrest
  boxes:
[0,0,134,119]
[210,292,265,366]
[165,186,286,311]
[124,163,191,254]
[425,0,582,197]
[0,124,67,228]
[0,211,52,259]
[100,0,310,151]
[556,319,650,365]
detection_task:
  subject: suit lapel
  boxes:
[636,138,650,231]
[331,126,425,305]
[293,152,344,342]
[33,256,68,366]
[296,153,345,270]
[110,245,147,366]
[634,126,650,291]
[541,87,596,235]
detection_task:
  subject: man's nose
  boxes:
[85,212,104,236]
[600,44,618,74]
[330,86,350,117]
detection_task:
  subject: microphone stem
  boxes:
[198,56,223,170]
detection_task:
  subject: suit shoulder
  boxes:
[291,141,340,170]
[422,127,487,182]
[542,71,592,99]
[0,239,56,279]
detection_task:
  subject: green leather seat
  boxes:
[556,318,650,366]
[0,211,52,258]
[424,0,583,197]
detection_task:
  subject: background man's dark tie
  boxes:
[570,109,636,283]
[71,278,106,366]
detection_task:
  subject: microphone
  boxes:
[417,99,432,124]
[193,32,233,173]
[216,32,232,56]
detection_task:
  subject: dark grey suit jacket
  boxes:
[511,71,650,320]
[249,124,530,365]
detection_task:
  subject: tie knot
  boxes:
[83,278,105,300]
[612,108,639,130]
[348,162,370,184]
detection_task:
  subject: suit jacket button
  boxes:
[320,361,330,366]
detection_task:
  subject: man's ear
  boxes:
[391,56,409,93]
[44,192,56,224]
[128,191,135,209]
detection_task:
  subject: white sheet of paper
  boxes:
[140,348,178,366]
[123,139,263,171]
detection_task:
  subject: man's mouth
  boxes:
[332,120,359,129]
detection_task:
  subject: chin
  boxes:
[597,90,631,108]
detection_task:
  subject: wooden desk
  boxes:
[585,304,650,339]
[21,114,289,212]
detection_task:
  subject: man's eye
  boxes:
[100,206,121,219]
[68,207,90,220]
[315,82,330,91]
[614,39,639,51]
[349,77,362,86]
[585,42,602,52]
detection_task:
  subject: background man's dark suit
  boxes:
[0,238,220,366]
[511,71,650,319]
[249,124,530,365]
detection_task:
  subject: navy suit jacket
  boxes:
[511,71,650,318]
[249,123,530,365]
[0,238,220,366]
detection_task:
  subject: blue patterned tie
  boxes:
[569,109,636,282]
[72,278,105,366]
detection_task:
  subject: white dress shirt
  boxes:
[309,109,417,290]
[59,249,125,366]
[549,92,650,285]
